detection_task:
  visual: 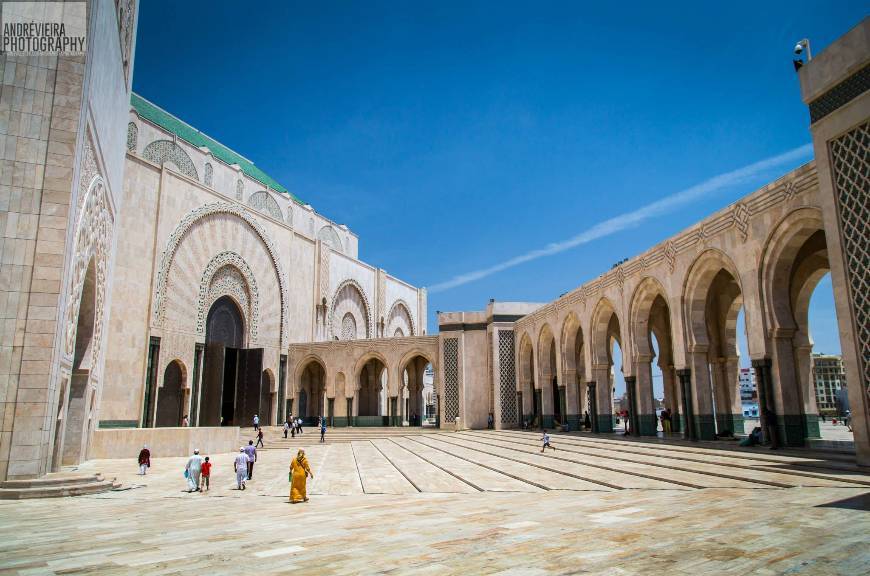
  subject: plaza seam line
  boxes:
[429,433,623,491]
[478,430,870,488]
[496,429,870,481]
[406,436,555,492]
[452,433,704,490]
[386,437,484,492]
[308,443,332,495]
[367,440,422,493]
[478,431,789,489]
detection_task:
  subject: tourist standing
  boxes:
[200,456,211,492]
[320,420,327,443]
[487,413,494,429]
[291,416,296,438]
[283,419,290,439]
[583,411,591,431]
[289,449,313,503]
[182,414,189,427]
[137,444,150,475]
[662,408,672,434]
[541,430,556,452]
[256,428,265,448]
[253,414,260,432]
[185,449,203,492]
[845,410,852,432]
[234,448,248,490]
[297,417,304,435]
[244,440,257,480]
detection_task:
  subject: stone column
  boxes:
[688,350,715,440]
[592,364,613,433]
[540,372,555,429]
[563,369,580,430]
[624,376,640,435]
[663,364,681,433]
[586,381,599,432]
[753,358,774,445]
[794,339,820,439]
[676,369,695,440]
[634,355,658,435]
[770,330,805,446]
[724,356,744,435]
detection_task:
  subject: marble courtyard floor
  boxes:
[0,429,868,575]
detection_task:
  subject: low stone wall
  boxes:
[90,427,240,459]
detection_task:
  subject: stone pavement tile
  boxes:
[369,439,476,493]
[351,441,418,495]
[472,431,759,489]
[309,443,363,496]
[414,435,611,492]
[393,437,541,492]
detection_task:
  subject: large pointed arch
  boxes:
[153,202,290,347]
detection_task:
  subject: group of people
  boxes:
[283,416,305,438]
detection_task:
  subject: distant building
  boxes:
[739,368,757,402]
[813,354,847,414]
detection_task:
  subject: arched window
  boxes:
[204,162,213,187]
[126,122,138,152]
[247,191,283,221]
[142,140,199,180]
[341,312,358,340]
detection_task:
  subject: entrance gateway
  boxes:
[199,296,269,426]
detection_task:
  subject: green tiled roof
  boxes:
[131,93,302,204]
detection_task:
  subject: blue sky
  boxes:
[133,1,861,388]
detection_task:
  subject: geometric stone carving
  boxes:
[204,162,213,187]
[340,312,358,341]
[443,338,459,421]
[829,121,870,388]
[386,300,415,338]
[317,225,343,253]
[733,201,750,242]
[330,279,372,340]
[247,191,282,221]
[126,122,137,152]
[498,330,517,425]
[143,140,199,181]
[236,179,244,201]
[195,251,259,342]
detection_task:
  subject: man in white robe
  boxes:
[185,449,203,492]
[234,448,249,490]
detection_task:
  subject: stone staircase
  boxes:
[0,472,121,499]
[244,425,442,449]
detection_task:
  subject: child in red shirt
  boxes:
[200,456,211,491]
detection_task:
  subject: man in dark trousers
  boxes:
[243,440,257,479]
[763,405,779,450]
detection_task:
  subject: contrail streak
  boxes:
[428,144,813,293]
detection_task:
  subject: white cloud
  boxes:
[428,144,814,293]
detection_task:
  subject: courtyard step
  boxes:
[244,426,442,448]
[0,473,120,499]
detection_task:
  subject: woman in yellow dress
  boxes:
[289,449,313,503]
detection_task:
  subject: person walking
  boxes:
[297,417,304,435]
[845,410,853,432]
[763,406,779,450]
[583,411,591,431]
[291,415,296,438]
[185,449,203,492]
[243,440,257,480]
[289,449,313,503]
[253,414,260,432]
[541,430,556,452]
[283,419,290,439]
[320,420,327,443]
[200,456,211,492]
[256,428,265,448]
[234,448,248,490]
[137,444,150,475]
[662,408,672,434]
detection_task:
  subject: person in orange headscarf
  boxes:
[289,449,313,503]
